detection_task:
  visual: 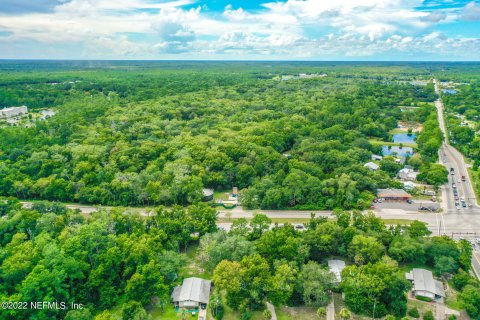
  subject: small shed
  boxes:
[202,189,214,202]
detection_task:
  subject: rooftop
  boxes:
[406,268,445,297]
[377,188,412,198]
[172,277,212,304]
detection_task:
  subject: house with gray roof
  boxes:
[364,162,380,171]
[405,268,445,300]
[171,277,212,309]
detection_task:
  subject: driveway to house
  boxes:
[198,307,207,320]
[266,302,277,320]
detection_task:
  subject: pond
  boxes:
[382,146,414,157]
[392,133,416,144]
[442,89,457,94]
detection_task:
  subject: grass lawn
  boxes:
[275,306,319,320]
[214,190,231,201]
[178,243,212,280]
[382,218,414,225]
[217,217,312,224]
[406,298,435,317]
[445,282,463,311]
[149,306,199,320]
[218,217,414,226]
[398,262,434,273]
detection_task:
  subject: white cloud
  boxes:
[0,0,478,59]
[462,1,480,21]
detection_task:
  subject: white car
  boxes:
[456,205,460,210]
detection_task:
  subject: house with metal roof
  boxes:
[377,188,412,201]
[405,268,445,300]
[171,277,212,309]
[364,162,380,171]
[328,259,346,283]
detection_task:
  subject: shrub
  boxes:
[415,296,433,302]
[263,309,272,320]
[408,307,420,318]
[317,307,327,318]
[448,315,456,320]
[423,310,434,320]
[240,311,252,320]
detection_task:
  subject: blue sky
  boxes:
[0,0,479,60]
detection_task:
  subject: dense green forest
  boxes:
[1,62,480,320]
[1,199,478,319]
[0,62,439,209]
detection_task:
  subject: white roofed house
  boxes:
[328,259,346,283]
[364,162,380,171]
[405,269,445,301]
[398,167,419,181]
[0,106,28,119]
[171,277,212,309]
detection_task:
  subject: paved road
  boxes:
[473,249,480,280]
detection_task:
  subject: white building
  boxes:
[328,259,346,283]
[371,154,383,161]
[398,167,419,181]
[0,106,28,119]
[364,162,380,171]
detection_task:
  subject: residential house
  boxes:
[171,277,212,309]
[405,268,445,300]
[364,162,380,171]
[398,167,419,181]
[0,106,28,119]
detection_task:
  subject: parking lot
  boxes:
[373,200,440,212]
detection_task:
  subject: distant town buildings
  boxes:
[0,106,28,119]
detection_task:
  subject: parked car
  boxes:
[456,205,460,210]
[406,199,413,204]
[462,175,466,182]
